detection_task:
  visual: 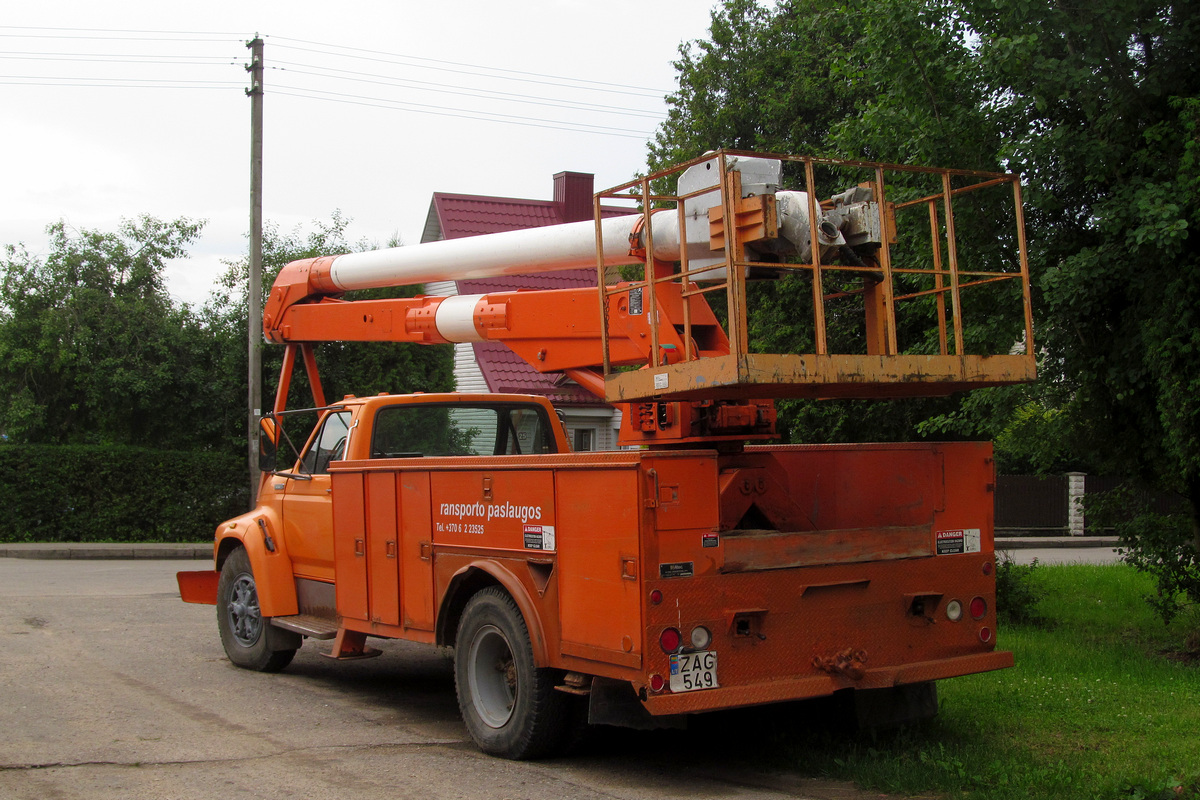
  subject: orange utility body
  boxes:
[181,151,1033,753]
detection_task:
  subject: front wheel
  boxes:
[454,587,567,759]
[217,547,298,672]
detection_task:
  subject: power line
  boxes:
[270,88,654,139]
[0,54,239,67]
[271,83,657,135]
[0,26,672,99]
[0,24,245,39]
[0,26,672,139]
[268,39,668,99]
[268,35,670,94]
[0,77,243,89]
[269,62,665,120]
[0,32,242,44]
[0,73,652,137]
[0,51,238,61]
[0,50,664,118]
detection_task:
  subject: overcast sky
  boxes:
[1,1,717,306]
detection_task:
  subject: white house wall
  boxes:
[424,279,618,451]
[426,280,491,396]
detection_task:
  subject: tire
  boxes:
[454,587,567,759]
[217,547,298,672]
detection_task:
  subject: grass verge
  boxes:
[780,564,1200,800]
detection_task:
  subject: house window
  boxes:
[573,428,595,452]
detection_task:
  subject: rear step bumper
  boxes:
[642,650,1013,715]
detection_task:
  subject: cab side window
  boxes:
[300,411,351,474]
[500,406,552,455]
[370,403,557,458]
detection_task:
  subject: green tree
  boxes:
[649,0,865,168]
[957,0,1200,620]
[650,0,1010,445]
[0,216,222,449]
[653,0,1200,623]
[206,212,454,438]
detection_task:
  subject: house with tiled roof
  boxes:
[422,171,628,451]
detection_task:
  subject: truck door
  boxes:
[280,410,351,582]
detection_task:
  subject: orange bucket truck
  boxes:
[179,151,1034,758]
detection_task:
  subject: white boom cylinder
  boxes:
[326,213,685,293]
[320,156,846,292]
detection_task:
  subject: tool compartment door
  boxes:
[364,471,401,627]
[332,470,402,626]
[555,468,643,667]
[331,471,369,622]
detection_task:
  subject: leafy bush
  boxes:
[1090,484,1200,626]
[994,552,1048,626]
[0,444,248,542]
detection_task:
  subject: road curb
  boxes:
[0,543,211,560]
[996,536,1119,550]
[0,537,1118,560]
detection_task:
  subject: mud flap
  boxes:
[177,570,219,605]
[588,677,688,730]
[853,682,938,730]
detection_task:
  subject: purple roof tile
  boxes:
[426,171,630,406]
[471,342,599,405]
[432,194,562,238]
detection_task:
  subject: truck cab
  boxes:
[250,391,568,584]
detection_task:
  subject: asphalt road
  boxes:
[0,558,895,800]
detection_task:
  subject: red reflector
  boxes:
[649,674,665,692]
[659,627,681,652]
[650,589,663,605]
[970,597,987,620]
[979,627,993,643]
[982,560,994,576]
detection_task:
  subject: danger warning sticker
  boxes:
[936,528,982,555]
[523,524,556,551]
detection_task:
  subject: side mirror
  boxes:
[258,417,278,473]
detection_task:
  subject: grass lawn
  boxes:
[786,563,1200,800]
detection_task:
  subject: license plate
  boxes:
[669,650,718,692]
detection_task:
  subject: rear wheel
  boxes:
[454,587,567,759]
[217,548,298,672]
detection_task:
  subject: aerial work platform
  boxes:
[592,150,1035,402]
[263,150,1035,408]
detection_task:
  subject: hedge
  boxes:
[0,444,249,543]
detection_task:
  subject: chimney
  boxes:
[553,171,594,223]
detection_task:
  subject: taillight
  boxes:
[659,627,682,652]
[970,597,987,620]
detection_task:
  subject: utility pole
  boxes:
[247,36,264,505]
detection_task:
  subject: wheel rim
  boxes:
[226,572,263,647]
[467,623,517,728]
